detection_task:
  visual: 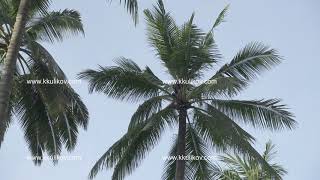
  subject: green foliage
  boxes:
[217,141,287,180]
[81,0,296,179]
[79,58,169,102]
[113,0,138,24]
[27,9,84,42]
[0,0,88,164]
[144,0,220,80]
[88,106,177,179]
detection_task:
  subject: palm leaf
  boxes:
[128,95,171,129]
[79,58,165,102]
[144,0,178,66]
[186,123,214,180]
[211,5,229,30]
[27,9,84,42]
[162,135,196,180]
[213,42,281,81]
[89,106,176,180]
[210,99,296,130]
[112,0,138,24]
[193,105,282,179]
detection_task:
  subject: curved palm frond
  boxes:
[79,58,168,102]
[186,123,215,180]
[6,0,51,16]
[210,99,296,130]
[110,0,138,25]
[25,41,66,79]
[14,59,88,152]
[211,5,230,30]
[162,135,195,180]
[128,95,171,129]
[27,9,84,42]
[218,141,287,180]
[14,75,63,164]
[193,104,282,179]
[144,0,178,65]
[213,42,281,81]
[89,106,177,180]
[189,77,248,100]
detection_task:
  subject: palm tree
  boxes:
[0,0,36,144]
[79,1,296,179]
[217,141,287,180]
[0,0,89,164]
[0,0,138,146]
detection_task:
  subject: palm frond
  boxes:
[144,0,178,66]
[111,0,138,25]
[27,9,84,42]
[189,77,247,100]
[210,99,296,130]
[111,107,176,180]
[162,135,196,180]
[213,42,281,81]
[128,95,171,129]
[8,0,51,18]
[186,123,214,180]
[30,0,51,14]
[30,59,88,151]
[79,58,165,102]
[167,14,217,79]
[162,136,179,180]
[0,0,13,25]
[193,105,282,179]
[88,131,134,179]
[263,141,287,177]
[211,4,229,30]
[89,106,176,180]
[14,75,62,164]
[218,141,287,180]
[26,41,66,79]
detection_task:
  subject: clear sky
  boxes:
[1,0,319,179]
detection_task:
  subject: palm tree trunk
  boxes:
[0,0,30,147]
[175,108,187,180]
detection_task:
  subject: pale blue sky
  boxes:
[1,0,319,179]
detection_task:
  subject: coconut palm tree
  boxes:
[0,0,89,164]
[80,1,296,179]
[0,0,138,146]
[217,141,287,180]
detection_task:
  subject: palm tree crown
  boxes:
[0,0,138,147]
[80,0,296,179]
[218,141,287,180]
[0,0,88,164]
